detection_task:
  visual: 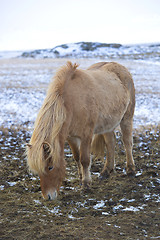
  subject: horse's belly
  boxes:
[94,94,129,134]
[94,116,122,134]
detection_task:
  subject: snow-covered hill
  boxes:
[20,42,160,62]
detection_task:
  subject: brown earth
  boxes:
[0,125,160,239]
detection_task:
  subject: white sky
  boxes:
[0,0,160,51]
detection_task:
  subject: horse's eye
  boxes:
[48,166,54,171]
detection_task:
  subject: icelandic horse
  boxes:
[27,61,135,200]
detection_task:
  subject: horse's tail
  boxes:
[91,134,105,159]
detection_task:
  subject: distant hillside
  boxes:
[21,42,160,61]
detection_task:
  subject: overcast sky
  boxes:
[0,0,160,51]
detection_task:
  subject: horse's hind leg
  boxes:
[100,131,116,179]
[80,136,92,188]
[120,119,135,174]
[67,137,82,180]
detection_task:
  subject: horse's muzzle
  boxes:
[42,190,57,200]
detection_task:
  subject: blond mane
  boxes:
[27,61,78,174]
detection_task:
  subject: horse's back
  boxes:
[64,62,132,136]
[88,62,135,118]
[88,62,133,89]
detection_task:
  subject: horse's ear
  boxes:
[42,142,51,154]
[27,143,32,149]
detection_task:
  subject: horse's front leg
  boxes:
[80,137,92,189]
[67,137,82,180]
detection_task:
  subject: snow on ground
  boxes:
[0,47,160,130]
[0,50,24,59]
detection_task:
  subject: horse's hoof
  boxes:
[127,170,136,177]
[99,169,114,180]
[127,166,136,177]
[99,172,110,180]
[79,180,82,186]
[81,181,91,191]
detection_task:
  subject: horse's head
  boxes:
[40,142,66,200]
[27,142,66,200]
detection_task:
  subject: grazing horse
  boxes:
[27,61,135,200]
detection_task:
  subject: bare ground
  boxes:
[0,125,159,239]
